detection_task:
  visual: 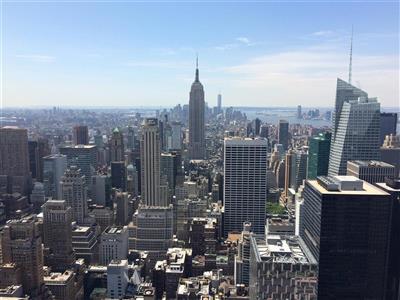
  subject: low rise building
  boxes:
[249,235,317,299]
[44,270,75,300]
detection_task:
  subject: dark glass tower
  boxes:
[300,176,392,299]
[278,120,289,151]
[380,112,397,145]
[307,132,331,179]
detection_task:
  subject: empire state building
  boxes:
[188,58,206,159]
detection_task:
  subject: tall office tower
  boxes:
[1,215,45,297]
[115,191,130,226]
[249,234,317,299]
[297,105,302,119]
[107,260,129,299]
[91,174,109,206]
[246,122,253,137]
[283,149,297,200]
[259,124,269,139]
[170,121,182,150]
[381,134,400,176]
[43,154,67,200]
[163,123,172,151]
[61,166,88,225]
[110,127,124,162]
[217,93,222,113]
[278,120,289,151]
[295,150,308,189]
[111,161,126,191]
[234,222,253,285]
[253,118,261,136]
[100,226,128,266]
[158,119,165,151]
[188,58,206,160]
[307,132,331,179]
[31,182,45,213]
[28,138,50,181]
[332,78,368,139]
[0,126,30,194]
[300,176,392,299]
[161,151,182,196]
[347,160,396,184]
[375,177,400,299]
[59,145,98,183]
[223,138,268,235]
[73,125,89,145]
[328,96,380,175]
[126,164,139,197]
[140,118,161,207]
[127,126,135,150]
[42,200,75,271]
[94,131,104,148]
[380,112,397,145]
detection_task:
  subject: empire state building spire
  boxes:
[195,54,199,82]
[188,56,206,160]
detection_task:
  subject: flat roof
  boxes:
[348,160,395,168]
[44,271,73,282]
[308,179,389,196]
[252,235,316,265]
[224,137,268,146]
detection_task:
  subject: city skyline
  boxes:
[2,2,399,108]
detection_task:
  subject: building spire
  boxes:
[195,54,199,82]
[349,25,353,84]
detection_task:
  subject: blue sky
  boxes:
[3,1,399,108]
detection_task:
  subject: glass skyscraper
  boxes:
[300,176,392,299]
[307,132,331,179]
[328,85,380,176]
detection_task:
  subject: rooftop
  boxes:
[311,176,389,195]
[104,226,125,235]
[224,137,268,145]
[44,271,73,283]
[252,234,316,265]
[348,160,395,168]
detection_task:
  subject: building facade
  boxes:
[223,138,268,235]
[328,96,380,175]
[300,176,392,299]
[307,132,331,179]
[42,200,75,271]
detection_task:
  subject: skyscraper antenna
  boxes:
[195,53,199,82]
[349,25,353,84]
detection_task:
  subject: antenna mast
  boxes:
[349,26,353,84]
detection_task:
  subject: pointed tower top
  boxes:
[349,25,353,84]
[195,54,199,82]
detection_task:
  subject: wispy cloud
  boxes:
[221,44,398,106]
[214,43,239,51]
[236,37,251,45]
[15,54,56,63]
[214,37,257,51]
[311,30,335,37]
